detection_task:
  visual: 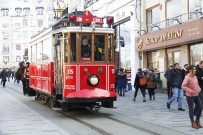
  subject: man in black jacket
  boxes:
[194,61,203,114]
[164,65,173,99]
[167,63,185,111]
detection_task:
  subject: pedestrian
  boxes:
[133,68,147,102]
[194,61,203,115]
[167,63,185,111]
[117,68,127,96]
[22,62,30,96]
[0,68,8,88]
[182,65,202,129]
[164,65,173,99]
[146,69,157,100]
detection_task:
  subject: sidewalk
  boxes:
[113,89,203,135]
[0,88,69,135]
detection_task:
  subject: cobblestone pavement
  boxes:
[2,81,203,135]
[113,89,203,135]
[0,88,68,135]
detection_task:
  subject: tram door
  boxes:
[54,33,63,94]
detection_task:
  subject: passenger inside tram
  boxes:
[94,35,104,61]
[81,38,91,57]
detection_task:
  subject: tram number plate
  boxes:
[65,85,75,90]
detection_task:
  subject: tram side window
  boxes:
[36,43,42,62]
[70,33,76,62]
[108,34,113,62]
[64,33,68,62]
[94,35,105,61]
[42,38,52,62]
[31,45,36,63]
[81,35,91,61]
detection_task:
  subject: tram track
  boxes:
[7,84,160,135]
[61,108,161,135]
[89,109,161,135]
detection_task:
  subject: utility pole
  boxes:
[131,0,141,90]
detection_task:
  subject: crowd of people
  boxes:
[0,61,30,96]
[165,62,203,129]
[115,60,203,129]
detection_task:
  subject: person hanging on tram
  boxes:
[22,62,30,96]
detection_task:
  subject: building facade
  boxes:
[137,0,203,88]
[0,0,55,68]
[82,0,203,89]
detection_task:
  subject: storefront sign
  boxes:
[145,30,183,45]
[136,30,183,49]
[135,18,203,51]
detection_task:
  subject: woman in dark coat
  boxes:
[0,69,8,88]
[117,68,127,96]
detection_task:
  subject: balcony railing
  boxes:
[146,7,203,34]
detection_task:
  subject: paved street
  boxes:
[0,83,68,135]
[114,89,203,135]
[1,82,203,135]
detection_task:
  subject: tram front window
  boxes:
[81,35,91,61]
[94,35,105,61]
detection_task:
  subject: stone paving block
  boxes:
[0,90,69,135]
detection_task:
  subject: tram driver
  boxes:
[81,38,91,57]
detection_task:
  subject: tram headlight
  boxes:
[88,74,99,86]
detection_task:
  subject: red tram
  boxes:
[28,10,117,111]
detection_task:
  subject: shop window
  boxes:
[190,43,203,65]
[166,48,181,67]
[115,21,131,68]
[147,51,160,70]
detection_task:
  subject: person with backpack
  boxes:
[133,68,147,102]
[146,69,157,100]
